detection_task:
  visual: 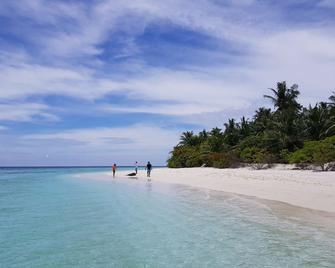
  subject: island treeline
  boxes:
[168,82,335,170]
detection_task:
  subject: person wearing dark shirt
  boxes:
[146,161,152,180]
[135,161,138,175]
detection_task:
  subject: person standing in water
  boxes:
[112,163,117,178]
[135,161,138,175]
[146,161,152,180]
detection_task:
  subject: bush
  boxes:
[167,145,212,168]
[289,136,335,170]
[167,146,198,168]
[210,152,239,169]
[279,149,290,163]
[288,146,313,169]
[237,135,264,151]
[185,156,203,167]
[240,147,276,168]
[212,158,231,169]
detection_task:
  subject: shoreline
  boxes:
[76,167,335,214]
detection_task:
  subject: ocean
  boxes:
[1,167,335,267]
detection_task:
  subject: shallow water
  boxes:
[1,167,335,267]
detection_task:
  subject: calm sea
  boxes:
[1,167,335,267]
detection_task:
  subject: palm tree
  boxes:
[264,82,304,151]
[253,107,272,134]
[264,81,301,112]
[325,92,335,135]
[210,127,222,137]
[179,131,195,146]
[198,129,208,142]
[328,91,335,105]
[326,117,335,135]
[224,119,240,146]
[208,127,224,152]
[254,107,272,119]
[304,103,330,140]
[239,116,251,138]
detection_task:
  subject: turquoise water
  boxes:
[1,167,335,268]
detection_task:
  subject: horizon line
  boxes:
[0,165,167,168]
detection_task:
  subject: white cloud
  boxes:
[1,1,333,104]
[0,125,181,165]
[0,61,126,100]
[0,0,271,60]
[1,26,334,122]
[318,0,335,9]
[244,29,335,104]
[23,124,179,150]
[102,103,228,116]
[0,103,58,122]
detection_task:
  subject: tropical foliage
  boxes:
[167,82,335,169]
[289,136,335,171]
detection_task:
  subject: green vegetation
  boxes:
[167,82,335,170]
[289,136,335,171]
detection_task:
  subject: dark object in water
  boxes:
[127,172,137,176]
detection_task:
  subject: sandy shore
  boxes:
[78,167,335,213]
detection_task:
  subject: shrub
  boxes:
[237,135,264,151]
[167,146,198,168]
[279,149,290,163]
[240,147,260,163]
[210,152,239,169]
[289,136,335,170]
[212,158,231,168]
[240,147,276,168]
[185,156,203,167]
[167,145,212,168]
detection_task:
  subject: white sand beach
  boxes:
[79,167,335,213]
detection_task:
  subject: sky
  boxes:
[0,0,335,166]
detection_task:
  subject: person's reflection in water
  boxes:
[145,181,152,193]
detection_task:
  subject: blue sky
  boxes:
[0,0,335,166]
